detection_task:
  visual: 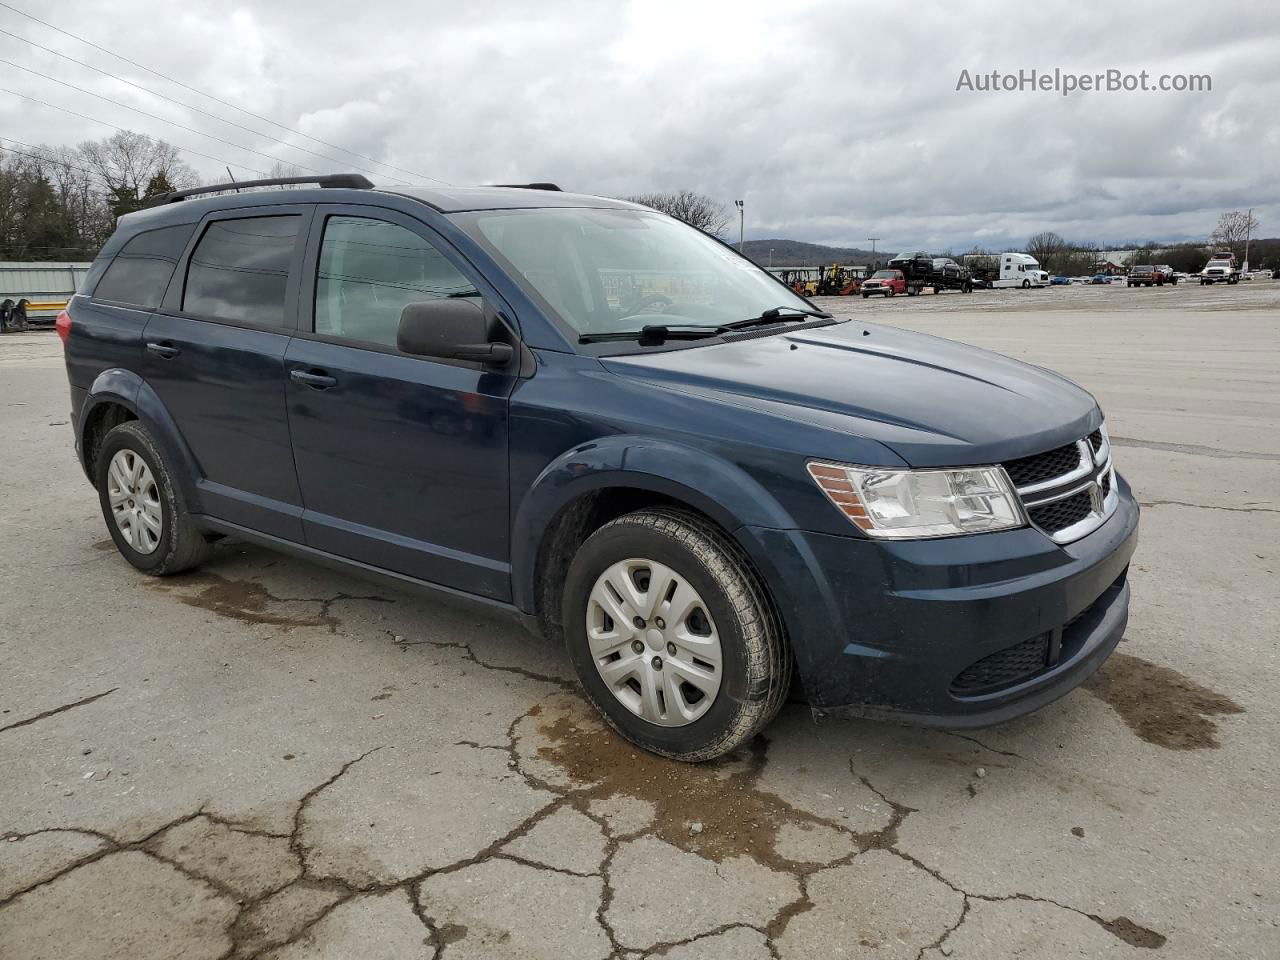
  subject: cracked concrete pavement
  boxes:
[1,282,1277,958]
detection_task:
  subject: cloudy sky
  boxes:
[3,0,1277,251]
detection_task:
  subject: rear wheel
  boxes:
[563,509,790,762]
[96,421,211,575]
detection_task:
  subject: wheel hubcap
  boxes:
[107,449,162,555]
[586,558,722,727]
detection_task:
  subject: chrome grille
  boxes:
[1003,425,1117,544]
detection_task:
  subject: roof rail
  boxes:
[142,174,375,209]
[491,182,562,191]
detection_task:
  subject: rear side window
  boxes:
[92,224,196,309]
[184,216,301,326]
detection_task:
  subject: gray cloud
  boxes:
[3,0,1277,250]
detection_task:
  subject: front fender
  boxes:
[80,369,202,510]
[510,435,798,614]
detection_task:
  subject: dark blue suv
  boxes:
[59,175,1138,761]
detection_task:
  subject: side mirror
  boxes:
[396,299,514,366]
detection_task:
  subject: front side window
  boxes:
[471,208,810,338]
[184,215,300,326]
[93,223,196,308]
[314,216,477,347]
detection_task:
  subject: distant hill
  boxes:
[741,238,884,268]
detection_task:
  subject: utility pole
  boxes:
[1244,208,1253,273]
[769,248,774,269]
[735,200,744,253]
[867,237,880,273]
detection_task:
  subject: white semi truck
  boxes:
[962,253,1049,289]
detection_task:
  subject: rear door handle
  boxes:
[146,341,180,359]
[290,368,338,389]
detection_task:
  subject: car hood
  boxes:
[601,320,1100,467]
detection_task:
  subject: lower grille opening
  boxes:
[951,634,1050,694]
[1027,490,1093,533]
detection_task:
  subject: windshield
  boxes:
[471,208,811,336]
[871,270,897,279]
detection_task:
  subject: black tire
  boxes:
[1021,279,1030,289]
[96,421,211,575]
[562,508,791,762]
[886,288,895,297]
[861,293,869,299]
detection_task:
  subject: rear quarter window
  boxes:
[92,223,197,309]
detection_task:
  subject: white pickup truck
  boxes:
[1200,253,1240,285]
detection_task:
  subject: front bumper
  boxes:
[741,475,1139,726]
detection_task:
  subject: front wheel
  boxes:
[1021,279,1030,289]
[96,421,211,575]
[562,509,790,762]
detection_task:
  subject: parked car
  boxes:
[932,257,964,279]
[1154,265,1178,285]
[887,251,932,275]
[861,269,908,297]
[1090,274,1113,284]
[59,175,1138,761]
[1050,275,1072,285]
[1126,265,1161,287]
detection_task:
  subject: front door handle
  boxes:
[146,341,180,359]
[290,368,338,389]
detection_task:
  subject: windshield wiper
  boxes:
[578,308,835,345]
[717,306,833,332]
[578,324,722,344]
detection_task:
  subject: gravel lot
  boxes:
[2,280,1277,959]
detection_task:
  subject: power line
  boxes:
[0,139,105,180]
[0,59,347,178]
[0,26,412,185]
[0,87,271,177]
[0,0,446,184]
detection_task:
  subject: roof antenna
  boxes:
[225,167,240,193]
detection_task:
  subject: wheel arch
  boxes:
[79,369,202,509]
[512,437,798,645]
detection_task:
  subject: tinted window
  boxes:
[92,223,196,308]
[314,216,477,347]
[184,216,300,326]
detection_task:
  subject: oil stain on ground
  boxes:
[151,572,392,632]
[526,697,887,872]
[1084,652,1243,749]
[155,573,338,630]
[521,694,1166,949]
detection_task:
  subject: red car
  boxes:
[861,269,906,298]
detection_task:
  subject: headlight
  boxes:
[807,461,1024,539]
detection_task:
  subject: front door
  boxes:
[285,208,515,600]
[144,208,310,540]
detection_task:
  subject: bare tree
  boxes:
[1026,231,1068,271]
[621,190,729,238]
[78,131,198,217]
[1210,210,1260,261]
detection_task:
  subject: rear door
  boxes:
[143,205,311,540]
[284,205,516,600]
